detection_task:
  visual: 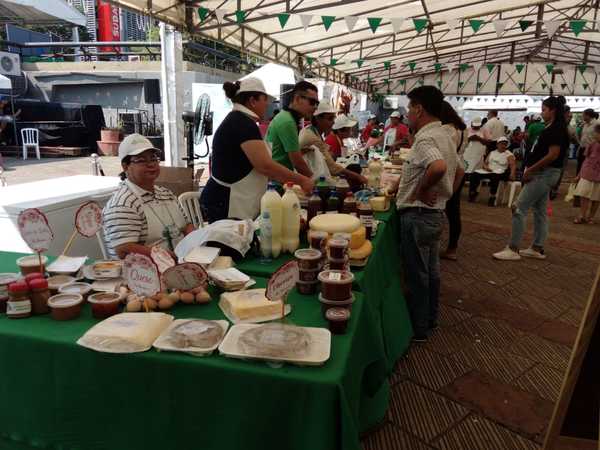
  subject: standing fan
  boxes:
[182,93,213,167]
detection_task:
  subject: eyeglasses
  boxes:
[130,156,160,165]
[300,95,319,107]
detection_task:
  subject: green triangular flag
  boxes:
[408,61,416,71]
[561,83,568,89]
[584,83,589,90]
[413,19,428,33]
[458,81,464,88]
[437,80,442,88]
[330,58,339,66]
[515,63,525,73]
[486,63,495,74]
[542,83,547,89]
[278,13,290,29]
[477,82,483,88]
[497,82,504,89]
[235,10,247,24]
[469,19,484,33]
[545,64,554,74]
[368,18,382,33]
[578,64,588,74]
[384,79,390,84]
[434,63,443,72]
[384,61,391,70]
[418,79,425,86]
[570,20,586,36]
[322,16,335,31]
[399,79,407,85]
[306,56,315,65]
[519,20,533,32]
[198,7,210,21]
[459,63,469,72]
[355,59,364,68]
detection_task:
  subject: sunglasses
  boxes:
[300,94,319,107]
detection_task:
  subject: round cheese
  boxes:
[309,214,361,234]
[349,240,373,260]
[349,226,366,250]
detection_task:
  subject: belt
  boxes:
[398,206,443,215]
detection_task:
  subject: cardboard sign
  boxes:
[17,208,54,252]
[75,201,103,238]
[151,246,176,273]
[163,262,207,291]
[124,253,161,297]
[266,260,299,302]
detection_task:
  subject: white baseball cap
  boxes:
[118,133,159,161]
[314,101,337,116]
[238,77,269,96]
[332,114,358,130]
[471,117,483,127]
[390,111,402,118]
[497,136,509,143]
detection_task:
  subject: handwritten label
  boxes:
[328,272,342,281]
[151,246,176,273]
[124,253,161,296]
[266,260,299,302]
[75,201,102,237]
[163,263,207,291]
[17,208,54,252]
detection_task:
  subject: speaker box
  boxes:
[280,83,295,109]
[144,79,161,104]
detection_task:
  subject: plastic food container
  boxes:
[47,275,76,294]
[298,268,320,282]
[308,230,328,251]
[319,294,354,317]
[331,232,352,242]
[0,273,21,313]
[88,292,121,319]
[91,261,122,279]
[294,248,322,270]
[24,272,45,285]
[47,293,83,321]
[296,279,319,295]
[17,255,48,276]
[327,238,349,260]
[59,282,92,301]
[29,278,50,315]
[327,256,349,271]
[326,307,350,335]
[318,270,354,301]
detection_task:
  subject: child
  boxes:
[574,123,600,224]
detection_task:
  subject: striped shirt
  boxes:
[102,180,188,258]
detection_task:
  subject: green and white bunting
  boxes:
[235,10,247,24]
[413,19,428,33]
[519,20,533,32]
[408,61,417,71]
[198,7,210,21]
[321,15,335,31]
[570,20,586,36]
[545,64,554,74]
[515,64,526,73]
[469,19,485,33]
[277,13,290,29]
[368,18,383,33]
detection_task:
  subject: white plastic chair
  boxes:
[496,181,522,207]
[178,191,204,228]
[21,128,40,160]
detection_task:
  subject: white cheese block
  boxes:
[309,213,361,234]
[220,288,283,320]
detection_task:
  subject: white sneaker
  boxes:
[519,248,547,260]
[493,247,521,261]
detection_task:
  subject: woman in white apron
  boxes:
[200,77,313,223]
[102,134,194,259]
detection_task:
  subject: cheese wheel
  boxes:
[349,240,373,260]
[309,214,361,234]
[349,226,366,250]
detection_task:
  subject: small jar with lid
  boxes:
[7,281,31,319]
[29,278,50,315]
[0,273,20,313]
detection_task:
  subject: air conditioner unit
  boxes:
[128,55,141,62]
[0,51,20,76]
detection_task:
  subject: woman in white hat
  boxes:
[324,114,358,159]
[200,77,313,223]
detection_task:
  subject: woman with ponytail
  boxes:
[493,96,569,261]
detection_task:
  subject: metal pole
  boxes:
[10,88,17,148]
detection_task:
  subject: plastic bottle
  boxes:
[327,188,340,212]
[335,177,350,210]
[259,211,273,258]
[342,191,357,216]
[307,189,323,224]
[281,182,301,253]
[367,157,383,189]
[316,176,330,209]
[260,182,282,258]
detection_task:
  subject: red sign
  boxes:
[163,263,208,291]
[151,246,176,274]
[75,201,102,238]
[266,260,299,302]
[17,208,54,253]
[124,253,161,297]
[97,0,120,53]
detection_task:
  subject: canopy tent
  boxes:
[0,74,11,90]
[0,0,86,27]
[105,0,600,95]
[240,62,296,98]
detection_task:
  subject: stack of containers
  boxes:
[326,237,349,271]
[317,269,354,318]
[294,248,323,295]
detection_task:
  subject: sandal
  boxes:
[587,218,595,224]
[573,217,586,224]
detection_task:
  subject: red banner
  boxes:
[97,0,120,53]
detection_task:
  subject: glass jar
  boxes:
[7,281,31,319]
[29,278,50,315]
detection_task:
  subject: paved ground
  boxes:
[2,155,597,449]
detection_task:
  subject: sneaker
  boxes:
[488,197,496,207]
[519,248,547,260]
[493,247,521,261]
[412,334,428,344]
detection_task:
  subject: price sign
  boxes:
[124,253,161,297]
[75,201,103,237]
[266,260,299,302]
[17,208,54,252]
[163,262,208,291]
[151,246,176,273]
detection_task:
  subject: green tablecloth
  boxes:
[238,205,412,372]
[0,253,388,450]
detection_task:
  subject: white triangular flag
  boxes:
[390,17,405,34]
[344,16,359,33]
[447,62,456,73]
[472,62,482,73]
[493,20,508,37]
[544,20,561,38]
[215,9,227,23]
[446,18,459,31]
[300,14,313,32]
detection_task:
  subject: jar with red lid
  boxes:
[0,273,20,313]
[25,272,45,284]
[7,281,31,318]
[29,278,50,315]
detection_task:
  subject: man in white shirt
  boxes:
[392,86,463,343]
[483,110,506,141]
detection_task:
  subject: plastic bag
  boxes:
[565,183,577,202]
[304,145,332,181]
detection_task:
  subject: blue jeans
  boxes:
[510,168,562,250]
[398,209,444,337]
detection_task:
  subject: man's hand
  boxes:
[300,177,315,194]
[522,169,533,183]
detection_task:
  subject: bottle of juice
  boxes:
[316,176,330,210]
[260,182,282,257]
[259,211,273,258]
[281,182,300,253]
[327,188,339,212]
[335,177,350,210]
[307,189,323,224]
[341,191,357,216]
[358,201,374,240]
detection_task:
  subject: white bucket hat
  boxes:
[238,77,269,96]
[119,134,159,161]
[332,114,358,130]
[471,117,483,127]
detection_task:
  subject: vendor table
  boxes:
[0,252,388,450]
[237,205,412,372]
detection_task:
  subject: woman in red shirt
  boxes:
[325,114,357,159]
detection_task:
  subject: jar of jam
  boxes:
[325,307,351,335]
[341,192,357,216]
[29,278,50,315]
[7,281,31,319]
[318,270,354,301]
[0,273,20,313]
[307,189,323,224]
[358,202,374,240]
[309,230,328,251]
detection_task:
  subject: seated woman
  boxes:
[468,136,517,207]
[102,134,195,259]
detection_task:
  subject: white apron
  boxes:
[210,169,267,220]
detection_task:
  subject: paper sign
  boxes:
[75,201,103,237]
[266,260,299,302]
[124,253,161,297]
[163,262,208,291]
[17,208,54,252]
[151,246,176,273]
